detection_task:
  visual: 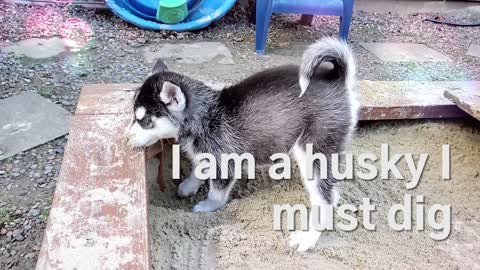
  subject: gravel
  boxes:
[0,1,479,269]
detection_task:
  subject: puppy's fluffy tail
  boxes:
[298,37,355,97]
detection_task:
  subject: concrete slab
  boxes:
[0,92,71,160]
[1,37,70,59]
[443,6,480,24]
[467,44,480,59]
[143,42,235,65]
[360,43,452,62]
[444,84,480,121]
[273,42,308,57]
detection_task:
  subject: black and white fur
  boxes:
[125,37,358,251]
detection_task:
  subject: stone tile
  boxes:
[466,44,480,59]
[143,42,235,65]
[0,92,71,160]
[360,43,452,62]
[1,37,70,59]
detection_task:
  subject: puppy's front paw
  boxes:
[177,176,202,197]
[193,199,224,212]
[288,230,321,252]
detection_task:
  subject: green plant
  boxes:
[0,208,13,225]
[41,209,50,221]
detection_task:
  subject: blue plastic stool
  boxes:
[255,0,354,54]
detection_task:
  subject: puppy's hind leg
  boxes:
[193,176,237,212]
[288,143,339,252]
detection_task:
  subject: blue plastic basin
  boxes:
[105,0,236,31]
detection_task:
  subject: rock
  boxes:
[28,209,40,217]
[26,252,36,259]
[12,229,23,237]
[177,33,186,39]
[36,178,46,185]
[14,234,25,241]
[11,250,17,256]
[233,36,244,42]
[0,228,7,235]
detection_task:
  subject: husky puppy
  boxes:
[125,37,358,251]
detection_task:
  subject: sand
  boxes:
[148,120,480,270]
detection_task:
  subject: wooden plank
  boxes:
[76,80,478,120]
[76,84,139,115]
[36,114,149,270]
[444,86,480,121]
[358,81,475,120]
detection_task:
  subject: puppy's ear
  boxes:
[151,59,168,74]
[160,81,186,111]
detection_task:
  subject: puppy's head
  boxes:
[125,64,187,147]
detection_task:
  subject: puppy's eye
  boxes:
[139,117,154,129]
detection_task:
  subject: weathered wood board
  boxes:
[36,114,150,270]
[444,83,480,121]
[76,81,478,121]
[37,85,151,270]
[75,84,139,115]
[358,81,475,120]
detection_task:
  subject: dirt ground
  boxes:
[147,119,480,270]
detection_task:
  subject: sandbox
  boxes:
[148,120,480,269]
